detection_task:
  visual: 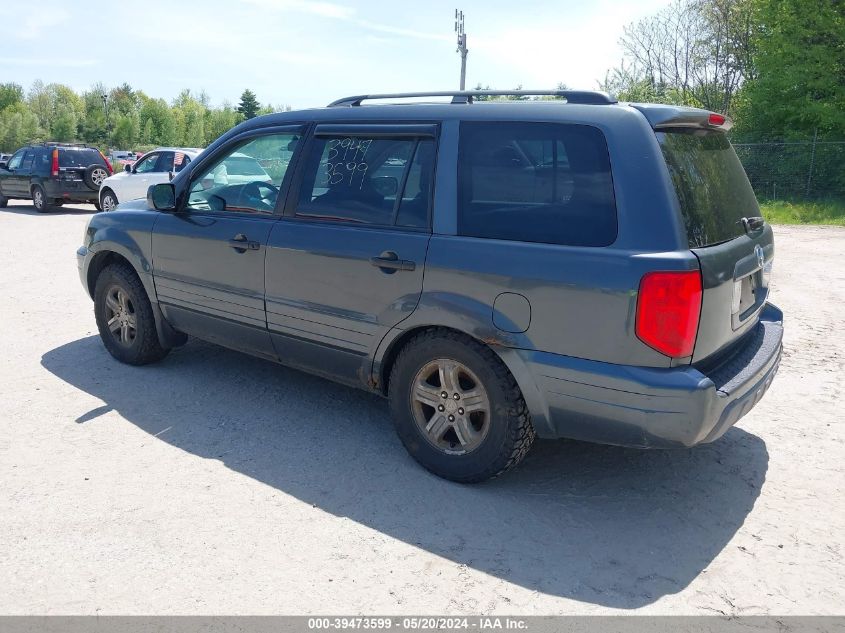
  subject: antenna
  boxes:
[454,9,468,90]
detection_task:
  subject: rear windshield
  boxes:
[658,130,758,248]
[222,156,266,176]
[58,148,106,168]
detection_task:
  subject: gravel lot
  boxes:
[1,200,843,615]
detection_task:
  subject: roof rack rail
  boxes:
[38,141,93,148]
[327,90,617,107]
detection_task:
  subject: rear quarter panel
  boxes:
[392,106,695,369]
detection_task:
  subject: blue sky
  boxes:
[0,0,669,109]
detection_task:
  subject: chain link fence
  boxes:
[732,138,845,202]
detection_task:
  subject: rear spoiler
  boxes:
[631,104,733,132]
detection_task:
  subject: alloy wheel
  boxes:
[410,358,491,455]
[92,168,108,187]
[104,285,137,347]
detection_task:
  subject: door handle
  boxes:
[370,251,416,272]
[228,234,260,252]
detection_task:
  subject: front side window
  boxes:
[457,122,617,246]
[295,135,433,228]
[155,151,175,173]
[6,151,24,170]
[133,153,160,174]
[174,152,191,173]
[186,132,299,215]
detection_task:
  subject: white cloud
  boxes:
[236,0,447,40]
[352,19,449,41]
[14,9,70,40]
[238,0,355,19]
[0,57,97,68]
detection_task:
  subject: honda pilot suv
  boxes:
[76,90,783,482]
[0,142,112,211]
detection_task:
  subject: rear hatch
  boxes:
[653,114,773,363]
[56,148,110,190]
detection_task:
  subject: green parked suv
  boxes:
[0,142,112,211]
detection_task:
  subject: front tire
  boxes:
[100,190,117,212]
[388,330,535,483]
[31,185,49,213]
[94,263,170,365]
[0,192,8,208]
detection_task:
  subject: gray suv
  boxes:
[76,90,783,482]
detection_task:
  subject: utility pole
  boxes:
[101,93,110,145]
[455,9,468,90]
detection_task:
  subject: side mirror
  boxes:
[124,163,132,173]
[148,183,176,211]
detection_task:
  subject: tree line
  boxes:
[1,0,841,153]
[0,83,285,153]
[602,0,844,141]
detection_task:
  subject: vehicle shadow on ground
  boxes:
[2,203,96,216]
[42,335,769,609]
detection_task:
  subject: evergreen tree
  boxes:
[237,89,260,120]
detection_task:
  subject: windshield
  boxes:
[658,130,758,248]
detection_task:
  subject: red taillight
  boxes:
[50,149,59,177]
[708,113,726,126]
[98,150,113,175]
[636,270,702,358]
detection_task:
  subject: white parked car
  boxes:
[99,147,203,211]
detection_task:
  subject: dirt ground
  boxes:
[0,200,843,615]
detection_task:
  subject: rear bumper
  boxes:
[521,303,783,447]
[44,180,98,202]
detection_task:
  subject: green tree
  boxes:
[205,104,239,144]
[737,0,845,139]
[51,105,78,142]
[237,89,260,120]
[0,83,23,111]
[142,117,154,144]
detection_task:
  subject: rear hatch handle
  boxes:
[738,216,765,235]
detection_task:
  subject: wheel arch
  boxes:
[373,324,554,437]
[87,244,186,350]
[100,187,117,205]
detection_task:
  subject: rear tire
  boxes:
[31,185,49,213]
[388,330,535,483]
[94,263,170,365]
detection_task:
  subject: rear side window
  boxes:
[21,151,35,170]
[458,122,617,246]
[58,148,106,168]
[295,135,434,228]
[658,130,757,248]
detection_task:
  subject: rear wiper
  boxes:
[737,216,765,234]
